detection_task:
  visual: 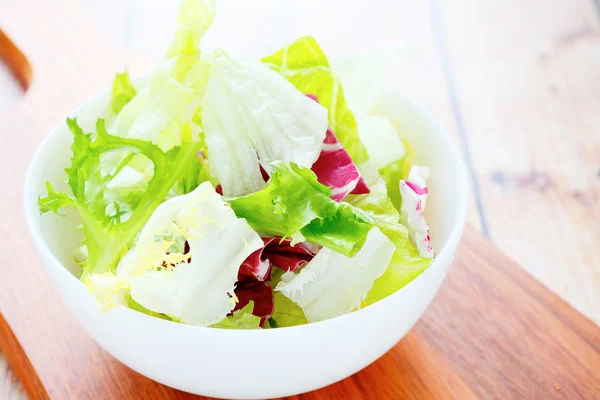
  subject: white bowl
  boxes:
[24,80,468,399]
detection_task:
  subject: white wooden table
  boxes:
[1,0,599,396]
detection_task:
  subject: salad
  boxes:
[38,0,435,329]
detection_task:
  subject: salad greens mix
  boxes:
[39,0,435,329]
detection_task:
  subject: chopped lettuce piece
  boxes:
[233,236,319,320]
[111,72,199,151]
[228,162,373,257]
[346,165,432,305]
[364,220,432,304]
[98,182,263,326]
[126,291,171,321]
[39,119,202,278]
[164,0,216,59]
[109,71,137,116]
[234,241,274,319]
[275,227,395,322]
[211,302,262,330]
[357,116,405,169]
[270,291,307,327]
[202,55,328,197]
[263,36,369,165]
[262,237,317,272]
[106,0,214,166]
[305,95,369,201]
[311,128,369,202]
[400,166,434,258]
[378,138,414,211]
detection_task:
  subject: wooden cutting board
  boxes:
[1,1,599,399]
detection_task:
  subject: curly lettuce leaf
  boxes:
[275,227,395,322]
[262,36,369,165]
[86,182,263,326]
[39,118,201,279]
[228,162,373,257]
[202,55,328,197]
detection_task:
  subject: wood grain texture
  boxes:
[0,316,44,400]
[434,0,600,324]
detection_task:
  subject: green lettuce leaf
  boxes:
[109,71,137,116]
[346,164,431,305]
[262,36,369,165]
[378,138,414,211]
[39,118,201,279]
[164,0,215,59]
[211,302,261,329]
[228,162,373,257]
[126,292,171,321]
[364,221,431,305]
[269,292,307,328]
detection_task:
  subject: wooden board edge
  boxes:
[0,28,32,90]
[0,313,49,400]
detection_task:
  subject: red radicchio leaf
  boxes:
[262,237,317,272]
[234,244,274,320]
[306,94,369,202]
[233,237,318,321]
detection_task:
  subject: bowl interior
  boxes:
[25,82,468,282]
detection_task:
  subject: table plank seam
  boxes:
[429,0,492,238]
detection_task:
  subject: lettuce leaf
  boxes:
[399,166,435,258]
[262,36,369,165]
[269,291,307,328]
[38,118,202,279]
[275,227,395,322]
[262,237,316,272]
[379,138,414,211]
[108,71,137,116]
[202,55,328,197]
[211,302,261,330]
[346,165,432,305]
[164,0,215,59]
[357,116,405,169]
[364,221,431,305]
[126,291,171,321]
[87,182,264,326]
[228,162,373,257]
[110,72,199,152]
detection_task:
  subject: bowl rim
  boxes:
[23,77,469,335]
